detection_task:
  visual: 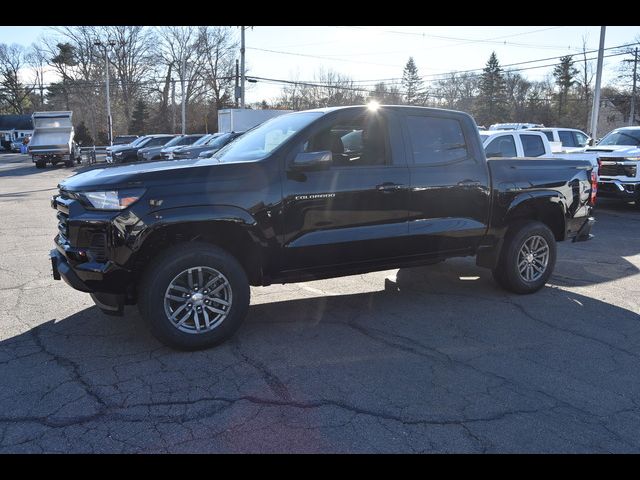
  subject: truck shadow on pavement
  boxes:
[1,259,639,452]
[0,163,72,178]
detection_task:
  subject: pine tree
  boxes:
[478,52,507,125]
[129,99,148,135]
[74,121,93,146]
[401,57,425,105]
[553,55,577,118]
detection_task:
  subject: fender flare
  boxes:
[127,204,261,252]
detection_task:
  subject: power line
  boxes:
[333,26,576,50]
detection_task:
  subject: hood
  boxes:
[61,157,223,191]
[585,145,640,155]
[108,143,137,153]
[173,145,212,156]
[161,145,183,153]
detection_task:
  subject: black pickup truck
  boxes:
[50,106,596,350]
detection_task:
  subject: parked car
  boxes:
[585,126,640,208]
[197,132,245,158]
[113,135,139,146]
[106,136,149,163]
[489,122,544,131]
[160,134,216,160]
[139,134,207,162]
[110,134,174,164]
[10,138,23,152]
[171,132,241,160]
[479,129,598,168]
[526,127,591,153]
[50,105,596,350]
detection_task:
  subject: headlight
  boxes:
[82,188,146,210]
[114,151,123,157]
[624,157,640,161]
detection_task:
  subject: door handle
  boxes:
[457,179,481,187]
[376,182,404,192]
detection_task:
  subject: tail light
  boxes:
[589,169,598,206]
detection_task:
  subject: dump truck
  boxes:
[29,111,81,168]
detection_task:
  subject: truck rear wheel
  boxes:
[64,159,74,168]
[35,160,45,169]
[138,243,250,350]
[492,221,556,294]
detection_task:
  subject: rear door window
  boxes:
[574,131,589,147]
[485,135,517,158]
[520,134,546,157]
[558,130,577,147]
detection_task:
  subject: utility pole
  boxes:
[235,59,240,108]
[171,78,176,133]
[629,47,638,126]
[589,26,606,143]
[181,55,187,134]
[240,26,246,108]
[94,38,116,145]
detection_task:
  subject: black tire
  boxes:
[492,220,556,294]
[138,242,250,350]
[35,160,45,169]
[64,159,74,168]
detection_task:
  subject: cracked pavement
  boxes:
[1,153,639,453]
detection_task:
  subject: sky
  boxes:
[0,25,638,104]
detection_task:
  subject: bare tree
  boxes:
[577,35,595,129]
[0,43,34,114]
[156,26,209,133]
[26,41,48,109]
[434,72,462,109]
[100,26,157,130]
[504,71,531,121]
[197,26,237,111]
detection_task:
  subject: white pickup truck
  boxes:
[583,126,640,208]
[479,129,598,168]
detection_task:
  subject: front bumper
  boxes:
[597,179,639,200]
[50,248,127,315]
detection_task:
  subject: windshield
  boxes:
[128,136,147,147]
[161,136,185,148]
[206,133,234,149]
[192,134,215,146]
[214,112,323,162]
[598,129,640,146]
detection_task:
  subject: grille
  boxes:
[89,233,107,263]
[599,162,637,177]
[56,210,69,240]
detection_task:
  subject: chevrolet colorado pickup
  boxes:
[50,106,596,350]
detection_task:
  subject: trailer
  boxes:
[29,111,81,168]
[217,108,292,133]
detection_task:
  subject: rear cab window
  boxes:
[404,115,469,165]
[520,134,546,157]
[485,134,517,158]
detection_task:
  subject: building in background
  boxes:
[0,115,34,150]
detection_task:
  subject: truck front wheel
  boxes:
[492,221,556,294]
[138,243,250,350]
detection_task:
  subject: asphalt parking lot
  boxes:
[0,152,639,453]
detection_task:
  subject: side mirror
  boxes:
[587,138,594,146]
[291,150,332,171]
